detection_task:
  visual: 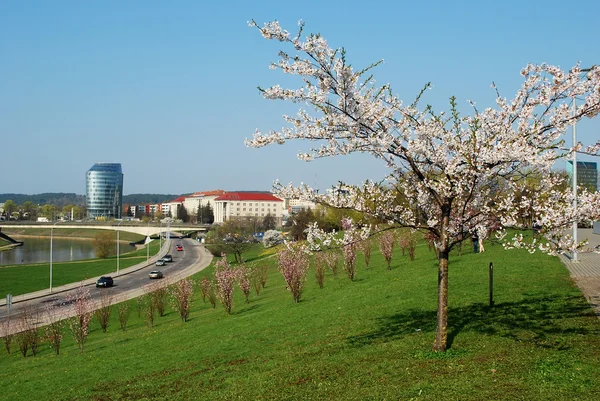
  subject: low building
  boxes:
[213,192,284,226]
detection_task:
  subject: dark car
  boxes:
[163,254,173,262]
[96,276,114,288]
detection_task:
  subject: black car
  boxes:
[96,276,114,288]
[163,254,173,262]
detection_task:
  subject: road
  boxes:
[0,238,213,333]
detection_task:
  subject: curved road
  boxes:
[0,238,213,331]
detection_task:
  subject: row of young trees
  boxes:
[247,20,600,352]
[1,226,424,357]
[1,278,196,357]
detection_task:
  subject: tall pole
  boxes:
[159,221,162,250]
[147,220,151,263]
[49,221,58,292]
[572,100,578,262]
[117,220,123,275]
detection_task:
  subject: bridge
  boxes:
[0,222,210,237]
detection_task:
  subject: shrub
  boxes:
[44,304,65,355]
[314,253,327,289]
[171,278,194,322]
[263,230,284,248]
[67,284,93,352]
[215,255,237,314]
[278,245,310,303]
[359,239,373,268]
[379,231,395,270]
[237,265,251,303]
[118,303,131,331]
[94,289,114,333]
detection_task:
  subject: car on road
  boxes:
[176,245,183,251]
[155,258,166,266]
[163,254,173,262]
[149,270,164,279]
[96,276,114,288]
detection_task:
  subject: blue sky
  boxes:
[1,0,599,195]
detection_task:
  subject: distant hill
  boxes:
[0,193,184,207]
[122,194,184,205]
[0,193,85,207]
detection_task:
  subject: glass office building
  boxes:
[566,161,598,192]
[86,163,124,219]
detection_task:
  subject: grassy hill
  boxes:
[1,239,600,400]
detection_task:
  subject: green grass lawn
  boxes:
[0,241,162,296]
[1,239,600,400]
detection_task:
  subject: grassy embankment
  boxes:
[0,228,161,296]
[1,237,600,400]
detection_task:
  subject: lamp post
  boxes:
[571,66,596,262]
[147,220,151,263]
[159,220,163,250]
[49,221,59,292]
[117,220,123,275]
[572,100,578,262]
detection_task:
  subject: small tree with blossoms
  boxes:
[171,278,194,322]
[67,283,93,352]
[237,265,252,303]
[215,254,237,314]
[359,239,373,268]
[379,231,396,270]
[44,304,65,355]
[278,245,310,303]
[248,20,600,352]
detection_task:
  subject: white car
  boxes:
[155,259,166,266]
[149,270,164,279]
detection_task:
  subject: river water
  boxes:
[0,237,135,266]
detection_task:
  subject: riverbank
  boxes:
[0,227,144,242]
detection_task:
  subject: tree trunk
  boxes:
[433,202,451,352]
[433,249,449,352]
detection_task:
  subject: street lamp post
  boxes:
[49,221,59,292]
[117,220,123,275]
[572,100,578,262]
[159,220,163,250]
[147,220,151,263]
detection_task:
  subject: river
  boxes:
[0,236,135,266]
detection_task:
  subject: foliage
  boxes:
[277,245,310,303]
[313,252,327,288]
[93,231,115,259]
[44,305,65,355]
[197,202,214,224]
[379,231,396,270]
[117,303,130,331]
[214,255,237,314]
[209,220,256,263]
[236,265,251,303]
[66,284,92,352]
[262,229,284,248]
[262,212,276,230]
[359,238,373,267]
[94,290,114,332]
[248,20,600,351]
[170,278,194,322]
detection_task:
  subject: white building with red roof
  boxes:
[182,190,226,221]
[214,192,284,225]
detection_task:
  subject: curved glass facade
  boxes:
[86,163,123,219]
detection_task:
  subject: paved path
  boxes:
[560,229,600,317]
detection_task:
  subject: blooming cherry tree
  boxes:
[248,20,600,351]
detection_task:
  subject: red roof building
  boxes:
[213,192,284,225]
